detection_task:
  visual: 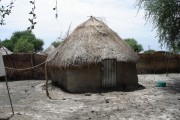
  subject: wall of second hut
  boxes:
[2,53,47,80]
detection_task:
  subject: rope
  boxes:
[5,60,46,71]
[5,52,58,71]
[4,51,58,99]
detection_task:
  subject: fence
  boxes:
[137,51,180,74]
[1,52,180,80]
[2,53,47,80]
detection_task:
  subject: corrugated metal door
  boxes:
[102,59,116,87]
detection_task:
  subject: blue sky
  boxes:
[0,0,166,51]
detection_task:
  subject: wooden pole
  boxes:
[45,62,51,99]
[5,76,14,115]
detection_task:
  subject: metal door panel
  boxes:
[102,59,116,87]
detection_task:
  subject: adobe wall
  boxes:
[66,64,101,93]
[49,67,68,89]
[117,62,138,90]
[49,62,139,92]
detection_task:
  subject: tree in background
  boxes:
[136,0,180,51]
[124,38,143,53]
[144,49,156,54]
[51,41,62,48]
[1,39,14,51]
[2,30,44,53]
[171,41,180,53]
[14,38,34,53]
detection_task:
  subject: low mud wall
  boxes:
[2,53,47,80]
[137,51,180,74]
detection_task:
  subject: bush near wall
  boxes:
[2,53,47,80]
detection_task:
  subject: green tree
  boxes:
[136,0,180,51]
[51,41,62,48]
[144,49,156,54]
[124,38,143,53]
[1,39,13,51]
[14,38,34,53]
[2,30,44,53]
[171,41,180,53]
[33,38,44,51]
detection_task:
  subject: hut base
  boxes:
[50,62,138,93]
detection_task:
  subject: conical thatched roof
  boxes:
[0,46,12,55]
[41,45,55,55]
[48,17,139,68]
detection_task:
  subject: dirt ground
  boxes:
[0,73,180,120]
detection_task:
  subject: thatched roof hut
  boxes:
[40,45,55,55]
[0,46,12,55]
[48,16,139,92]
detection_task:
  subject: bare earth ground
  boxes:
[0,74,180,120]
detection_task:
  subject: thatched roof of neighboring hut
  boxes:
[41,45,55,55]
[0,46,12,55]
[48,16,139,68]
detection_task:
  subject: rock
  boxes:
[85,93,91,96]
[25,89,29,92]
[16,112,22,115]
[105,99,110,103]
[98,93,104,96]
[91,110,95,113]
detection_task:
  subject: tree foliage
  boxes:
[124,38,143,53]
[14,38,34,53]
[136,0,180,50]
[144,49,156,54]
[51,41,62,48]
[171,41,180,53]
[2,30,44,53]
[1,39,13,51]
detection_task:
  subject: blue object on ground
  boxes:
[156,81,166,87]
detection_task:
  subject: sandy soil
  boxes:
[0,74,180,120]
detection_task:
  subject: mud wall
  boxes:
[117,62,138,90]
[66,64,102,92]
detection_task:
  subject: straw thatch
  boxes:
[0,46,12,55]
[48,16,139,68]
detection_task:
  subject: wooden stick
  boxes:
[45,62,51,99]
[5,76,14,115]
